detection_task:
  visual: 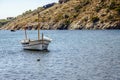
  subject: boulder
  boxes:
[59,0,69,4]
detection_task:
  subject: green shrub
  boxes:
[0,23,2,27]
[81,0,90,6]
[73,13,78,18]
[92,17,99,23]
[83,17,88,22]
[57,14,64,20]
[74,5,82,12]
[0,19,9,27]
[63,14,69,18]
[115,6,120,14]
[35,19,38,22]
[22,10,32,15]
[64,19,71,25]
[108,1,116,9]
[107,15,114,20]
[106,8,110,13]
[74,0,90,12]
[95,6,101,12]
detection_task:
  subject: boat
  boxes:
[10,29,15,32]
[21,12,52,50]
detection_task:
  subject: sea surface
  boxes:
[0,30,120,80]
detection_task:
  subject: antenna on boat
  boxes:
[38,12,40,40]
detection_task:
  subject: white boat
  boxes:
[21,35,52,50]
[21,12,52,50]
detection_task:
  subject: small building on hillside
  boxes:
[7,17,14,20]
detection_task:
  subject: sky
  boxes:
[0,0,58,19]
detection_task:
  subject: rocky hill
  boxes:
[0,19,12,28]
[1,0,120,30]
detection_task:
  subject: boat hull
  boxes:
[21,39,51,50]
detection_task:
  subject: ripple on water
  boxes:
[0,30,120,80]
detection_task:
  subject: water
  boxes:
[0,30,120,80]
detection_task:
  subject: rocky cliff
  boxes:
[1,0,120,30]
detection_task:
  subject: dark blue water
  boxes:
[0,30,120,80]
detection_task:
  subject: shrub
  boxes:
[35,19,38,22]
[73,13,79,18]
[0,23,2,27]
[63,14,69,18]
[95,6,101,12]
[106,8,110,13]
[115,6,120,14]
[107,15,114,20]
[74,0,90,12]
[83,17,88,22]
[81,0,90,6]
[0,19,9,27]
[92,17,99,23]
[57,14,64,20]
[108,1,116,9]
[22,10,32,16]
[64,19,71,25]
[74,5,82,12]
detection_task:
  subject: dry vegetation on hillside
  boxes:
[1,0,120,30]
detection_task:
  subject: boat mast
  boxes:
[25,28,28,40]
[38,12,40,40]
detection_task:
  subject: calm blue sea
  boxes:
[0,30,120,80]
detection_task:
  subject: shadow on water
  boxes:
[23,49,50,54]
